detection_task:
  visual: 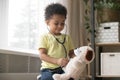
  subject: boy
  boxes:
[38,3,75,80]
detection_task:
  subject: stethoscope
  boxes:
[53,34,67,58]
[47,24,67,58]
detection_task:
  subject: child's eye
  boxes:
[54,23,65,26]
[54,23,59,26]
[61,23,65,26]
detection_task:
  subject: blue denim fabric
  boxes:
[39,68,64,80]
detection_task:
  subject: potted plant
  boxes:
[94,0,120,23]
[83,0,120,43]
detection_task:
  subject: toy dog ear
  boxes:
[86,50,93,61]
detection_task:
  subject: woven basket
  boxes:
[97,8,120,23]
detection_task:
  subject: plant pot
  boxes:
[97,8,120,23]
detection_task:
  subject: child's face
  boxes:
[46,14,66,35]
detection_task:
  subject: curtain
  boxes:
[59,0,88,48]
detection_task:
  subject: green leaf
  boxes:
[83,0,89,5]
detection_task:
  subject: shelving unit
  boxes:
[90,0,120,80]
[95,43,120,80]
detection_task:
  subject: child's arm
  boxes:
[39,48,69,67]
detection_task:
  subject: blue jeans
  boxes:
[39,67,64,80]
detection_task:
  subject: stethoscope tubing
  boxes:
[47,24,68,58]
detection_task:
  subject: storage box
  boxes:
[101,53,120,75]
[96,22,120,43]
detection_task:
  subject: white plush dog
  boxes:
[53,46,95,80]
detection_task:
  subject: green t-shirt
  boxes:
[38,33,74,69]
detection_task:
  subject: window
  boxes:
[8,0,60,50]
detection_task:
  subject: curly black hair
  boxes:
[45,3,67,20]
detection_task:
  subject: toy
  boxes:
[53,46,95,80]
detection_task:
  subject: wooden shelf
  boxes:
[96,42,120,46]
[96,75,120,78]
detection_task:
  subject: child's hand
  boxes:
[57,58,69,67]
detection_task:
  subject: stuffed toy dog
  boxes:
[53,46,95,80]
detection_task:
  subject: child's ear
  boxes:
[45,20,49,25]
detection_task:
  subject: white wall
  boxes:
[0,0,8,48]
